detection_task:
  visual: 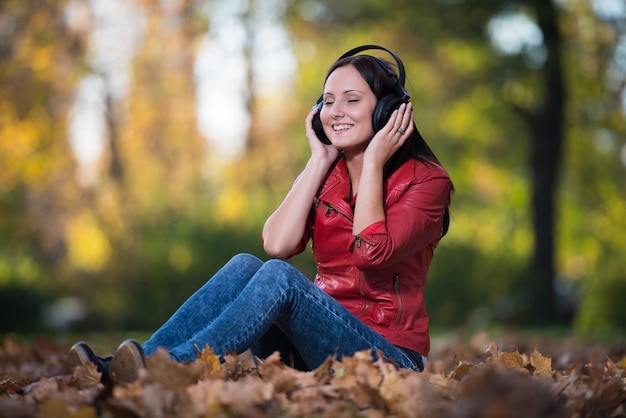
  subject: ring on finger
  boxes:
[397,127,405,134]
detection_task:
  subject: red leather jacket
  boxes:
[291,156,452,356]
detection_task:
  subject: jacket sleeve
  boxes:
[352,171,451,270]
[287,208,314,258]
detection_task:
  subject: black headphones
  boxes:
[312,45,410,145]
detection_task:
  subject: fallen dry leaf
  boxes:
[500,350,525,369]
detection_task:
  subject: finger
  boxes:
[385,108,399,132]
[401,102,412,125]
[397,103,413,136]
[392,104,407,135]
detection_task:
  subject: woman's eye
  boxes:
[323,101,334,106]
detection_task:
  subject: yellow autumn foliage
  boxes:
[66,213,112,273]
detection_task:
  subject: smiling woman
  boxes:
[65,45,453,385]
[318,64,379,152]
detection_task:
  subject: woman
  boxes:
[66,45,453,384]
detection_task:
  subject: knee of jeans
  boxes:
[262,258,289,273]
[230,253,262,267]
[261,259,303,283]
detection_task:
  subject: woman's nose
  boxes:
[329,102,344,117]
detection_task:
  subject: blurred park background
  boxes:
[1,0,625,339]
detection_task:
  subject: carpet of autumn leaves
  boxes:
[1,332,625,418]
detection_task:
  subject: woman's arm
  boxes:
[262,108,340,259]
[353,103,413,235]
[353,172,452,269]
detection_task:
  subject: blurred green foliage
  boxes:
[0,0,624,338]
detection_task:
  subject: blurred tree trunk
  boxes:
[520,0,565,322]
[104,76,124,183]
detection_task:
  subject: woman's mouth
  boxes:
[332,124,352,132]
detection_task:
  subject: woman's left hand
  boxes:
[364,102,414,166]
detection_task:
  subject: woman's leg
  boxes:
[142,253,264,356]
[166,258,422,371]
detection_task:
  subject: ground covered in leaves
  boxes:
[0,331,625,417]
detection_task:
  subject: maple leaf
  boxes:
[530,349,554,379]
[500,350,525,369]
[195,344,221,375]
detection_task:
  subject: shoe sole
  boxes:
[65,342,97,373]
[109,340,146,384]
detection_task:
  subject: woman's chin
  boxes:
[329,139,368,155]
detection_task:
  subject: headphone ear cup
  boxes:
[312,100,332,145]
[372,94,407,132]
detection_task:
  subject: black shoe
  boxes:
[108,339,146,384]
[65,341,112,384]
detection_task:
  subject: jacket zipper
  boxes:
[354,235,376,256]
[393,273,403,328]
[322,201,352,221]
[321,199,369,317]
[357,271,369,317]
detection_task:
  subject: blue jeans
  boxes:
[142,253,424,371]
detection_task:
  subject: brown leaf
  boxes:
[257,351,315,395]
[484,341,500,360]
[450,365,564,418]
[500,350,525,369]
[451,362,477,380]
[144,348,203,389]
[188,376,277,417]
[530,349,553,378]
[72,362,103,389]
[187,379,228,416]
[23,377,59,403]
[0,376,37,395]
[194,344,221,376]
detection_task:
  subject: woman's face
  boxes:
[320,64,377,152]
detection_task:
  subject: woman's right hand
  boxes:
[305,106,340,163]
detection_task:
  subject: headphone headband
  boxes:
[336,44,408,99]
